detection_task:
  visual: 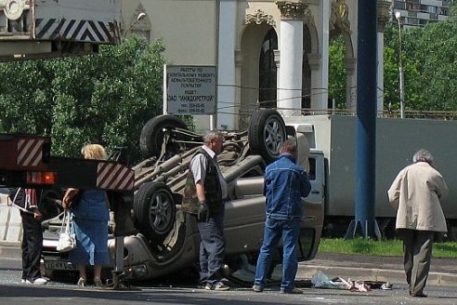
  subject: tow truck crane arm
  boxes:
[0,134,136,236]
[0,134,134,191]
[0,0,121,61]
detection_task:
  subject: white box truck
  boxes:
[285,114,457,238]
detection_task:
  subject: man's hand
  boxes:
[197,201,209,221]
[32,208,42,220]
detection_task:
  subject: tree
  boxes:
[402,20,457,114]
[328,11,457,117]
[0,36,166,163]
[328,35,347,109]
[384,13,457,116]
[0,60,54,134]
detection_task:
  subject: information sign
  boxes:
[165,65,217,115]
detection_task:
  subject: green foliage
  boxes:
[329,36,347,109]
[383,45,399,111]
[0,36,166,163]
[402,20,457,112]
[384,16,457,115]
[329,14,457,115]
[0,60,54,134]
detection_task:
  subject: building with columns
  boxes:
[121,0,390,131]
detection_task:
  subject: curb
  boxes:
[298,264,457,287]
[0,242,21,259]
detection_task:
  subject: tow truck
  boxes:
[0,0,139,289]
[0,133,136,288]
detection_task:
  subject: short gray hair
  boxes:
[413,149,433,165]
[203,130,224,144]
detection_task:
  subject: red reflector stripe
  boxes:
[97,163,134,191]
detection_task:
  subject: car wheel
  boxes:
[133,182,176,241]
[248,109,287,163]
[140,115,188,158]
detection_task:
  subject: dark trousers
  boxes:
[21,211,43,281]
[197,212,225,286]
[397,229,434,295]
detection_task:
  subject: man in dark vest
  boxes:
[190,130,229,291]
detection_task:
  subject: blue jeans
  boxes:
[197,212,226,286]
[254,216,301,290]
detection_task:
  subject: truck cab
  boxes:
[308,149,325,207]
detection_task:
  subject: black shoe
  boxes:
[252,284,263,292]
[411,292,428,298]
[280,287,303,294]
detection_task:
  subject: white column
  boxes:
[217,0,237,130]
[311,0,330,111]
[277,20,303,117]
[377,31,384,116]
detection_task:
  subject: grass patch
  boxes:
[319,238,457,258]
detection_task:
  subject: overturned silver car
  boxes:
[42,109,324,283]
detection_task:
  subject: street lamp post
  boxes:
[395,11,405,119]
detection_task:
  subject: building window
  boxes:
[405,17,419,25]
[258,29,278,109]
[394,2,406,9]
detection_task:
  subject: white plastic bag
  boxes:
[56,211,76,252]
[311,270,331,288]
[311,271,352,289]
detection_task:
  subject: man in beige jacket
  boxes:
[388,149,448,298]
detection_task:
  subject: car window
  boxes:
[308,158,316,181]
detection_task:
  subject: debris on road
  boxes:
[311,271,392,292]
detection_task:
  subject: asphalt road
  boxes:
[2,257,457,305]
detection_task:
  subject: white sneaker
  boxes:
[20,279,26,284]
[213,281,230,291]
[27,278,48,285]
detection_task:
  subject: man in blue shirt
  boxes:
[252,139,311,294]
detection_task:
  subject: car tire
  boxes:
[133,182,176,241]
[248,109,287,163]
[140,115,188,158]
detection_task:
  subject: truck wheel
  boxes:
[248,109,286,163]
[133,182,176,241]
[140,115,188,158]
